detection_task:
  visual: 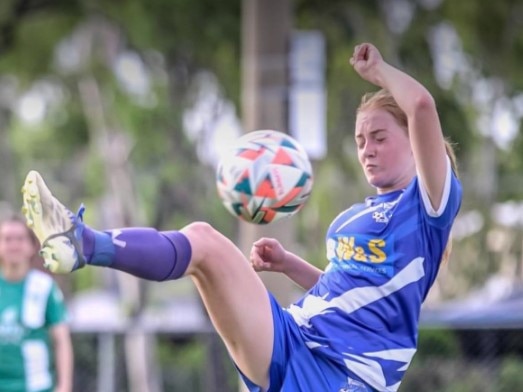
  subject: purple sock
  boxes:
[82,227,192,281]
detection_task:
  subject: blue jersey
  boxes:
[287,160,462,391]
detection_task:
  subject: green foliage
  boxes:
[404,331,523,391]
[10,107,89,177]
[416,328,462,360]
[99,0,241,103]
[157,337,205,368]
[443,370,494,392]
[156,336,237,391]
[497,357,523,391]
[441,0,523,90]
[0,10,79,83]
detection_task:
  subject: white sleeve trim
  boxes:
[418,155,452,218]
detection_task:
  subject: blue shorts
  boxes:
[238,293,374,392]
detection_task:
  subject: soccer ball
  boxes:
[216,130,313,224]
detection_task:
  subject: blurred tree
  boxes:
[0,1,241,391]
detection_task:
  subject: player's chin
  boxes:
[366,176,392,191]
[365,174,382,188]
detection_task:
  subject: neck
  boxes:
[377,172,415,194]
[377,181,408,194]
[1,264,30,282]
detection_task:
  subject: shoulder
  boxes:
[413,158,462,224]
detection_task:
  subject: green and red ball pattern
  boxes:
[216,130,314,224]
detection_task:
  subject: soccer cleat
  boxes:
[21,170,86,273]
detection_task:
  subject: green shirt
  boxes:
[0,270,67,392]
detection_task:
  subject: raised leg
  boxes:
[22,171,274,388]
[182,222,273,388]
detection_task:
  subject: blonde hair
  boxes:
[358,89,457,265]
[357,89,458,175]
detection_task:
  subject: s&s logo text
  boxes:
[326,234,394,277]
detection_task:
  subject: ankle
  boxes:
[82,227,115,267]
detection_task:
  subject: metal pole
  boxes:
[97,333,115,392]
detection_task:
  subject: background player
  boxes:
[0,216,73,392]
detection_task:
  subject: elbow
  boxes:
[413,92,436,113]
[407,92,437,124]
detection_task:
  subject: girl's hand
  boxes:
[350,43,385,86]
[250,237,287,273]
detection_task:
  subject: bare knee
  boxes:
[183,221,217,239]
[181,221,235,272]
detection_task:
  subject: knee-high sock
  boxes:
[81,227,192,281]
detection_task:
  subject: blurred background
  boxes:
[0,0,523,391]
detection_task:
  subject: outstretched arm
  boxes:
[250,238,322,291]
[351,43,448,211]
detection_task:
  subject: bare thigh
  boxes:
[181,222,273,389]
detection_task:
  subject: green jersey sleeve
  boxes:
[45,282,68,327]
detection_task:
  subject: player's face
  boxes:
[355,108,415,193]
[0,222,36,269]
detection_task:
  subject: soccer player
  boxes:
[21,42,461,391]
[0,216,73,392]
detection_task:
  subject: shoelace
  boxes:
[41,203,87,270]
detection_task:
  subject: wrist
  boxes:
[374,61,392,89]
[282,251,297,275]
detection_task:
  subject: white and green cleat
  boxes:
[22,170,86,273]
